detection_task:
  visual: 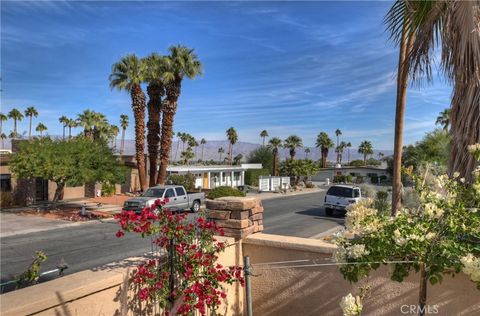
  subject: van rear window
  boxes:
[327,186,353,198]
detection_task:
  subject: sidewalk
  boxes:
[247,186,325,201]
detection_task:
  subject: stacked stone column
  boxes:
[205,197,264,239]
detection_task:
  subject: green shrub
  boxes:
[101,182,116,196]
[349,160,365,167]
[207,186,246,200]
[346,175,353,183]
[379,175,387,183]
[245,169,270,186]
[1,191,13,207]
[167,173,196,191]
[370,175,379,184]
[333,175,346,183]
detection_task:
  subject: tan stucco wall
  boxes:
[243,233,480,316]
[0,237,244,316]
[47,181,85,201]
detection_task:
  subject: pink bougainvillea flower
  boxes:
[115,230,124,238]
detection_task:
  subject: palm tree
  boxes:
[336,141,347,164]
[180,133,190,152]
[218,147,225,164]
[180,147,194,165]
[284,135,303,160]
[25,107,38,138]
[67,118,77,139]
[77,110,95,139]
[109,54,148,191]
[316,132,334,168]
[304,147,311,159]
[188,136,197,161]
[8,108,23,138]
[378,152,385,161]
[0,113,7,138]
[260,130,269,146]
[233,154,243,165]
[435,109,451,131]
[335,129,342,163]
[59,116,69,139]
[267,137,282,176]
[119,114,129,154]
[174,132,183,162]
[200,138,207,161]
[144,53,167,186]
[346,142,352,164]
[35,123,47,136]
[0,133,6,149]
[226,127,238,165]
[110,125,120,148]
[386,1,480,216]
[156,45,203,185]
[358,141,373,166]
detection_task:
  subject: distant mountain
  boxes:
[2,138,392,163]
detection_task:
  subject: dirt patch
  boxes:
[18,207,112,222]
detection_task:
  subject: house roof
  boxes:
[167,163,262,173]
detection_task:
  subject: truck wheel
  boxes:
[191,200,201,213]
[325,208,333,216]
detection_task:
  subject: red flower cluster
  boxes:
[114,198,244,315]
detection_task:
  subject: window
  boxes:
[327,186,353,198]
[175,187,186,196]
[0,174,12,192]
[354,189,360,198]
[165,188,176,198]
[142,188,165,197]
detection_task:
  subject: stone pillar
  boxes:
[206,197,264,239]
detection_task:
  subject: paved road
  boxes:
[0,191,343,289]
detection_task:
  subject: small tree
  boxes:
[9,137,127,207]
[334,145,480,315]
[280,159,319,185]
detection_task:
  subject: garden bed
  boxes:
[18,207,112,222]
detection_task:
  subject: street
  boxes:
[0,191,343,289]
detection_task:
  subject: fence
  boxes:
[258,176,290,192]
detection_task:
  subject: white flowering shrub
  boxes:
[340,293,363,316]
[334,144,480,298]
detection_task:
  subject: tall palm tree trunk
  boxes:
[449,81,480,182]
[69,127,72,139]
[157,82,180,185]
[120,128,126,154]
[62,125,66,140]
[28,116,32,138]
[146,84,163,186]
[272,151,277,176]
[13,119,17,136]
[392,24,414,216]
[131,85,148,191]
[201,145,205,161]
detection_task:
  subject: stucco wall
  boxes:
[0,237,244,316]
[243,233,480,316]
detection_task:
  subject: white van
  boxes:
[324,185,362,216]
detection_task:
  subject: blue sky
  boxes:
[1,1,451,150]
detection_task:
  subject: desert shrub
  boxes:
[167,173,196,191]
[349,160,365,167]
[374,191,390,215]
[101,182,116,196]
[207,186,246,199]
[245,169,270,186]
[355,175,364,183]
[358,184,376,198]
[1,191,13,207]
[346,175,353,183]
[305,182,315,188]
[370,175,379,184]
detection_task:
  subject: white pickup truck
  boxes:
[123,185,205,213]
[324,184,362,216]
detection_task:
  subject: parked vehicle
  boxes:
[123,185,205,213]
[324,184,362,216]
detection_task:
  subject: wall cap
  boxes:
[244,233,337,254]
